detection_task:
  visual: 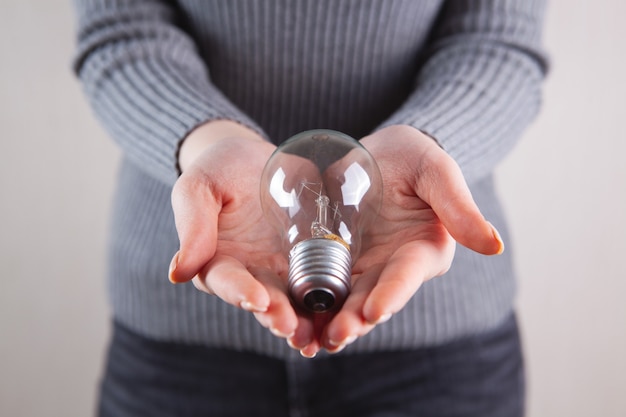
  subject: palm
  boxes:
[355,185,453,275]
[316,126,501,352]
[289,180,457,355]
[212,180,286,273]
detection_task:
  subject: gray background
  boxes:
[1,0,625,415]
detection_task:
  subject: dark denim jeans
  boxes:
[99,314,524,417]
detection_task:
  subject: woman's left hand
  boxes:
[287,125,504,355]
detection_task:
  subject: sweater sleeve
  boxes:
[72,0,266,185]
[378,0,548,183]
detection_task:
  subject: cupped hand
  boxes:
[168,121,301,341]
[316,125,504,353]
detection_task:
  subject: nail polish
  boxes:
[270,327,294,338]
[300,349,317,359]
[168,251,180,283]
[240,300,267,313]
[374,313,392,325]
[488,222,505,255]
[327,344,346,354]
[329,334,357,347]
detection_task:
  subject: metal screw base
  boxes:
[288,238,352,313]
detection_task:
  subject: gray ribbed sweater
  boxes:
[73,0,547,359]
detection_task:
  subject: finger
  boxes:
[297,314,325,358]
[169,174,221,283]
[286,314,321,358]
[417,148,504,255]
[299,341,321,359]
[193,254,270,313]
[287,315,315,351]
[362,236,455,324]
[297,313,329,358]
[249,267,299,339]
[321,269,380,352]
[286,312,331,357]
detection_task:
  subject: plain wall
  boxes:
[0,1,624,416]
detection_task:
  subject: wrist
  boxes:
[178,120,265,172]
[363,124,437,155]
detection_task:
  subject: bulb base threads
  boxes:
[288,238,352,313]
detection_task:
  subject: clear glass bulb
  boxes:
[260,130,382,313]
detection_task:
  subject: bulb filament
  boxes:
[300,182,349,250]
[312,195,331,238]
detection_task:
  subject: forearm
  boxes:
[378,0,548,183]
[73,0,265,185]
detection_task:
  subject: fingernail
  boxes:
[488,222,505,255]
[300,348,317,359]
[287,338,302,350]
[373,313,392,325]
[287,338,310,351]
[240,300,267,313]
[270,327,294,339]
[168,251,180,283]
[327,344,346,354]
[329,334,357,347]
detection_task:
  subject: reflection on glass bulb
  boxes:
[260,130,382,313]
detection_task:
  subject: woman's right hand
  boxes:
[168,121,301,342]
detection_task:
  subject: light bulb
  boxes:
[260,130,382,313]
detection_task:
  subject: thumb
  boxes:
[418,149,504,255]
[169,174,221,283]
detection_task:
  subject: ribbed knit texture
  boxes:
[74,0,547,359]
